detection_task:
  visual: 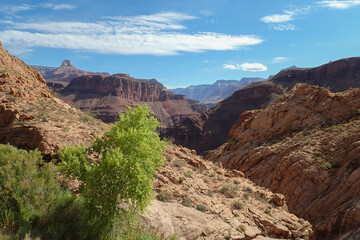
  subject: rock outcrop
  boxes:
[0,41,108,156]
[60,74,206,127]
[207,83,360,239]
[164,57,360,154]
[143,144,313,239]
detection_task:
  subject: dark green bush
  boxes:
[0,144,80,239]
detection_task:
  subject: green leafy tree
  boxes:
[59,105,165,238]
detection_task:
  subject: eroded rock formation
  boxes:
[207,84,360,239]
[60,74,206,127]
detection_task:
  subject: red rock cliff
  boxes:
[207,83,360,239]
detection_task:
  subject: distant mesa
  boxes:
[32,60,111,91]
[170,77,264,106]
[60,73,206,127]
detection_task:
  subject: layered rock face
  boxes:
[164,57,360,154]
[38,60,110,83]
[162,81,283,154]
[60,74,206,127]
[207,84,360,239]
[0,41,107,156]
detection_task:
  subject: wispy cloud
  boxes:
[40,4,77,10]
[261,7,310,30]
[200,9,213,16]
[0,3,77,14]
[317,0,360,9]
[223,64,241,70]
[0,12,263,56]
[272,57,287,63]
[223,63,267,72]
[270,24,295,31]
[261,13,294,23]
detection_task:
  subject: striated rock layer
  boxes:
[163,57,360,154]
[207,83,360,239]
[60,74,206,127]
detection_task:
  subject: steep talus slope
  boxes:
[207,83,360,239]
[144,144,312,240]
[164,57,360,154]
[0,41,108,156]
[162,81,283,153]
[60,74,206,127]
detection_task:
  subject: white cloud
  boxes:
[240,63,267,72]
[223,63,267,72]
[223,64,241,70]
[317,0,360,9]
[0,12,263,56]
[261,14,293,23]
[261,6,310,30]
[272,57,287,63]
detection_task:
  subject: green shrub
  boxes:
[0,144,77,239]
[220,185,238,198]
[157,191,173,202]
[182,197,192,207]
[59,105,165,239]
[196,204,207,212]
[232,200,244,210]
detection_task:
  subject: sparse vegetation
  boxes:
[196,204,207,212]
[157,191,173,202]
[182,197,192,207]
[220,185,238,198]
[232,200,244,210]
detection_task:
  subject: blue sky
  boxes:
[0,0,359,88]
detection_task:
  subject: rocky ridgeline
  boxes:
[207,83,360,239]
[60,74,206,127]
[144,144,312,239]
